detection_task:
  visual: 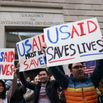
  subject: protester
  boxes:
[24,84,34,103]
[33,75,40,85]
[10,65,26,103]
[5,80,12,91]
[10,78,26,103]
[58,87,66,103]
[24,75,39,103]
[0,80,8,103]
[98,79,103,103]
[49,59,103,103]
[0,68,17,103]
[26,76,31,82]
[19,68,61,103]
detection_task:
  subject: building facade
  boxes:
[0,0,103,47]
[0,0,103,75]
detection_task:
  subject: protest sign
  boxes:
[0,48,15,79]
[16,34,46,72]
[44,18,103,67]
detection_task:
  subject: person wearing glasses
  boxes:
[49,59,103,103]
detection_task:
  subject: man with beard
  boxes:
[19,69,61,103]
[49,59,103,103]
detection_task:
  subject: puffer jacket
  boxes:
[64,77,97,103]
[50,59,103,103]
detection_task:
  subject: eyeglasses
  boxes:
[72,65,83,69]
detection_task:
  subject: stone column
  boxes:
[0,26,5,48]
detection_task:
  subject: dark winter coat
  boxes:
[19,72,61,103]
[10,83,26,103]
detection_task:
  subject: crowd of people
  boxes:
[0,59,103,103]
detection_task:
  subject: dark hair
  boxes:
[38,68,50,76]
[68,64,72,70]
[0,80,6,99]
[68,62,84,71]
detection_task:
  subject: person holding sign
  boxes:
[19,68,61,103]
[0,67,17,103]
[49,59,103,103]
[43,18,103,103]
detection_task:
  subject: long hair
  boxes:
[0,80,6,99]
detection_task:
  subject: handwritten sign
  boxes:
[16,34,46,72]
[0,49,15,79]
[44,18,103,67]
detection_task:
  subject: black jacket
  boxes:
[10,83,26,103]
[19,72,60,103]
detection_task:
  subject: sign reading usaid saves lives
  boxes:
[0,49,15,79]
[44,18,103,67]
[16,34,46,72]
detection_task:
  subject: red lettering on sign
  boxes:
[78,22,86,36]
[24,60,29,70]
[2,64,14,76]
[87,20,97,33]
[4,51,14,62]
[71,25,79,38]
[32,38,39,51]
[24,59,39,71]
